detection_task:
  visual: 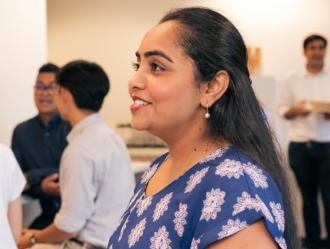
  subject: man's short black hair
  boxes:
[38,63,59,73]
[56,60,110,112]
[303,34,327,50]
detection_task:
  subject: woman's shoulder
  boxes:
[200,145,281,194]
[188,146,287,249]
[187,145,285,230]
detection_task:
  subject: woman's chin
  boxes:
[130,120,148,131]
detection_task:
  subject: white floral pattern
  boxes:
[215,160,268,189]
[118,216,129,241]
[275,237,288,249]
[141,163,159,184]
[243,162,268,189]
[190,238,201,249]
[137,196,153,217]
[153,193,173,222]
[184,167,209,193]
[232,192,274,223]
[174,203,188,237]
[215,159,244,179]
[130,194,144,214]
[112,216,123,237]
[218,219,248,239]
[200,147,229,163]
[270,202,285,232]
[150,226,172,249]
[200,188,226,221]
[128,218,146,247]
[128,188,142,209]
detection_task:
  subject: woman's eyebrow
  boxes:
[135,50,174,63]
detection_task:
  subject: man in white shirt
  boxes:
[278,34,330,249]
[19,60,135,249]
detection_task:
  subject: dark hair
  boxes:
[56,60,110,112]
[303,34,327,50]
[161,7,299,248]
[38,63,59,73]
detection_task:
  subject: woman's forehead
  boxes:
[137,21,186,59]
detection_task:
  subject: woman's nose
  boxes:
[128,69,146,92]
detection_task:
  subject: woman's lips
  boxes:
[130,96,151,112]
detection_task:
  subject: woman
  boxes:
[108,7,298,249]
[0,144,25,248]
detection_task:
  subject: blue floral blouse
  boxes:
[108,145,287,249]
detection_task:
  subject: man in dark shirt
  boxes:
[11,63,71,229]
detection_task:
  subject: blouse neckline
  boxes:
[143,145,233,198]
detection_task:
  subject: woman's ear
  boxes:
[200,70,229,108]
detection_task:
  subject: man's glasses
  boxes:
[34,83,58,94]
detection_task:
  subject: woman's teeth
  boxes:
[134,99,147,106]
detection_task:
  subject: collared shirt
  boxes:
[278,68,330,142]
[11,115,71,214]
[54,113,135,248]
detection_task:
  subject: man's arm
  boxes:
[19,148,93,248]
[11,128,30,190]
[283,100,310,120]
[18,224,78,249]
[41,173,60,196]
[12,127,59,193]
[53,148,95,232]
[278,79,310,120]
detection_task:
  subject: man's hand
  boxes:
[41,173,60,197]
[23,174,30,191]
[324,113,330,120]
[18,229,39,249]
[293,100,311,116]
[284,100,311,119]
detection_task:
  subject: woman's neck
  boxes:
[155,117,229,175]
[165,130,228,173]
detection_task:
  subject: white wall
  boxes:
[0,0,47,145]
[47,0,330,129]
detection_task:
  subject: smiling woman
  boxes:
[108,7,299,249]
[128,20,201,139]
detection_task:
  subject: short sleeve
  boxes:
[0,145,26,203]
[54,147,95,232]
[191,159,286,249]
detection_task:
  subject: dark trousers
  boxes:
[289,142,330,245]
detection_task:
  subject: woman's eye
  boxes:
[132,62,140,71]
[151,63,164,72]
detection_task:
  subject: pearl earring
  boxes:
[205,104,210,119]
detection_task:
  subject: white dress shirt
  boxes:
[278,68,330,142]
[54,113,135,247]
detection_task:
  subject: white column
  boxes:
[0,0,47,145]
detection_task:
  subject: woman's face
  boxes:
[129,21,206,140]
